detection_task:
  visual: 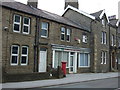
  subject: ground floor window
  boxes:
[79,53,90,67]
[54,51,69,68]
[118,58,120,64]
[11,45,19,65]
[10,45,29,66]
[101,51,107,64]
[21,46,28,65]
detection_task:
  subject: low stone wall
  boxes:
[3,72,50,83]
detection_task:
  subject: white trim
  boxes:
[52,50,55,68]
[22,17,30,34]
[20,46,28,66]
[62,5,95,20]
[60,27,65,41]
[99,10,109,23]
[79,53,90,67]
[13,14,21,33]
[101,51,104,64]
[66,28,70,42]
[41,22,48,38]
[104,52,107,64]
[10,45,19,66]
[82,35,87,43]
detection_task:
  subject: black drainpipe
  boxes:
[109,25,111,71]
[34,16,41,72]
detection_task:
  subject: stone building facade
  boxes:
[1,0,119,82]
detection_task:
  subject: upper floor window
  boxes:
[23,17,30,34]
[111,35,115,46]
[41,22,48,38]
[101,51,107,64]
[118,37,120,47]
[21,46,28,65]
[13,14,31,34]
[11,45,19,65]
[66,29,70,42]
[13,15,21,33]
[61,27,65,41]
[82,35,87,43]
[102,19,105,27]
[101,31,107,44]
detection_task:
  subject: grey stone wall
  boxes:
[39,18,91,73]
[0,2,2,84]
[2,7,36,74]
[92,20,110,73]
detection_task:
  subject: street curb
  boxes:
[24,76,119,89]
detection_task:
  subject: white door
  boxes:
[69,55,74,73]
[39,50,47,72]
[69,52,77,73]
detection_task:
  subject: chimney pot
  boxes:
[27,0,38,8]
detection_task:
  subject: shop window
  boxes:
[79,53,90,67]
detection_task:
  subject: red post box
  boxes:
[61,61,67,77]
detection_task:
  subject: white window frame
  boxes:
[101,32,107,44]
[82,35,87,43]
[61,27,65,41]
[101,51,104,64]
[118,37,120,47]
[22,17,30,34]
[79,53,90,67]
[11,45,19,66]
[111,35,114,46]
[21,46,28,65]
[66,28,70,42]
[102,19,105,27]
[104,52,107,64]
[13,14,21,33]
[41,22,48,38]
[101,51,107,64]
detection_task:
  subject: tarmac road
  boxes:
[32,77,119,89]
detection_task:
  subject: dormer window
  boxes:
[102,19,105,27]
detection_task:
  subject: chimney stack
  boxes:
[27,0,38,8]
[108,15,116,20]
[64,0,79,9]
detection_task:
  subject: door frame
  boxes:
[69,52,77,73]
[38,49,47,72]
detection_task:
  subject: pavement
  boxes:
[1,72,119,89]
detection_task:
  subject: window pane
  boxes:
[23,26,29,33]
[70,56,73,66]
[84,54,88,66]
[67,29,70,35]
[21,56,27,64]
[11,56,17,64]
[62,52,69,67]
[24,18,29,25]
[42,22,48,29]
[80,54,84,66]
[66,35,70,41]
[12,46,18,54]
[54,51,59,68]
[41,29,47,37]
[14,24,20,31]
[22,47,27,54]
[61,27,65,33]
[15,15,20,22]
[61,34,65,40]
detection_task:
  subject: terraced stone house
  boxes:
[1,0,119,82]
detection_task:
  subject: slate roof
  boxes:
[1,1,89,31]
[90,10,103,20]
[109,19,118,28]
